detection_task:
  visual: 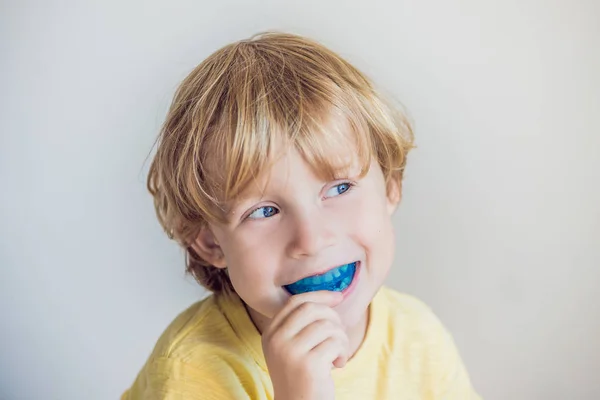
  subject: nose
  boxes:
[286,208,337,259]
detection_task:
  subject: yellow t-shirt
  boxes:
[122,286,481,399]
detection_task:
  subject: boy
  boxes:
[123,32,480,399]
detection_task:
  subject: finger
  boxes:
[333,355,347,369]
[292,318,347,354]
[266,301,342,344]
[310,336,348,370]
[328,329,350,368]
[267,290,343,334]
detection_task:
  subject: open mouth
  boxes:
[283,262,358,295]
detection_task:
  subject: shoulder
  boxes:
[375,286,481,399]
[123,293,262,399]
[148,294,236,360]
[146,292,263,370]
[123,355,254,399]
[375,287,454,367]
[376,285,453,346]
[376,285,441,327]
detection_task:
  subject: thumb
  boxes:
[292,290,344,307]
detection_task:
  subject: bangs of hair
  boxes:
[149,32,413,244]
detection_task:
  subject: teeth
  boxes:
[284,261,358,295]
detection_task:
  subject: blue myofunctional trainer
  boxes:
[284,262,357,295]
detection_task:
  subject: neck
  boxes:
[347,307,369,359]
[246,303,370,360]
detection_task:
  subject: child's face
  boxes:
[202,145,400,330]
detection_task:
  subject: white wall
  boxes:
[1,1,598,399]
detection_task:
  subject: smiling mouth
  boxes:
[283,262,358,295]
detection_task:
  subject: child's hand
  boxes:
[262,291,348,400]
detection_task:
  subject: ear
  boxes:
[191,225,227,269]
[386,178,403,216]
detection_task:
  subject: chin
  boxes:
[336,288,374,330]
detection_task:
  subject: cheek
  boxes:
[220,229,282,288]
[219,229,289,319]
[347,192,396,259]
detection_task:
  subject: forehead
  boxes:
[255,144,359,190]
[261,114,365,178]
[203,110,373,221]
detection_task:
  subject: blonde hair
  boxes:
[148,32,414,293]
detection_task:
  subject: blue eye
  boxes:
[247,205,279,220]
[325,182,353,198]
